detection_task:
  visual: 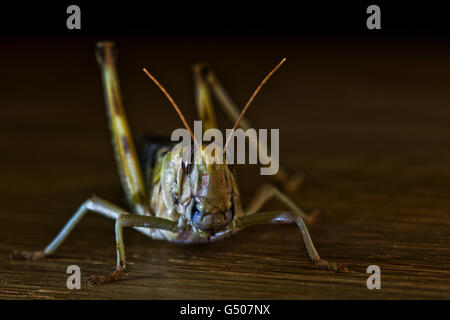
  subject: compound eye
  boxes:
[191,207,202,226]
[229,199,235,219]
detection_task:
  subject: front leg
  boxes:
[88,214,178,285]
[233,211,348,272]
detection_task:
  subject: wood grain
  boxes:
[0,37,449,299]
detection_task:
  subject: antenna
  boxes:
[224,58,286,151]
[143,68,200,150]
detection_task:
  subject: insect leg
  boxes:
[96,41,151,215]
[244,183,319,224]
[203,67,302,192]
[11,196,128,260]
[201,66,252,130]
[233,211,348,272]
[87,214,178,285]
[193,63,218,131]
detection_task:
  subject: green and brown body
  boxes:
[140,140,244,243]
[10,41,347,284]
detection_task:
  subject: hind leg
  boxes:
[193,63,218,131]
[96,41,151,215]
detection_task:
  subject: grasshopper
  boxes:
[11,41,347,284]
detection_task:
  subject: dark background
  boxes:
[1,2,450,38]
[0,1,449,299]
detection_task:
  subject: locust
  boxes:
[11,41,347,284]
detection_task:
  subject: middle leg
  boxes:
[245,183,319,224]
[11,196,128,260]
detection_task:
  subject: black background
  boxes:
[1,1,449,39]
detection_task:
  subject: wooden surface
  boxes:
[1,37,450,299]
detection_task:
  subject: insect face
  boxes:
[190,156,235,232]
[161,143,239,233]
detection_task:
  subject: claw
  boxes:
[313,259,349,273]
[10,250,46,260]
[87,267,126,285]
